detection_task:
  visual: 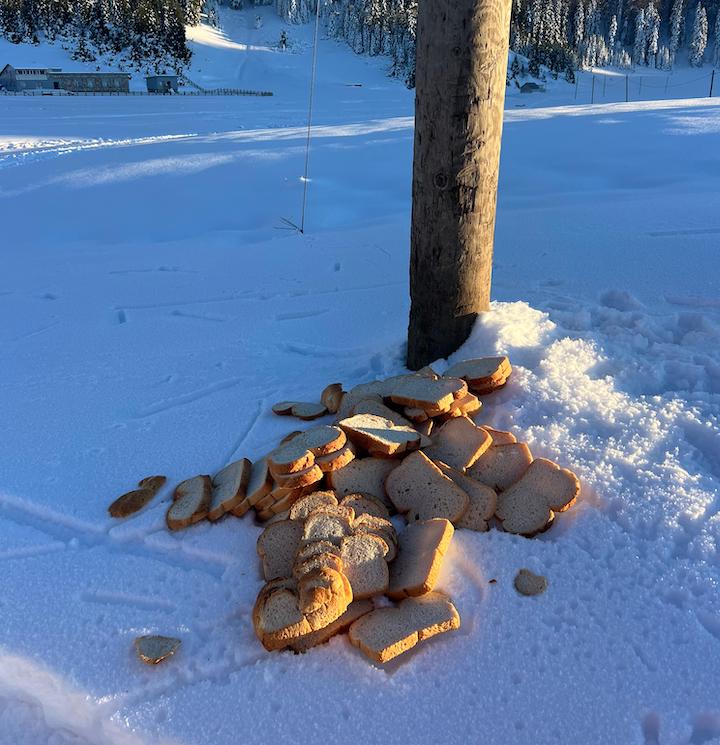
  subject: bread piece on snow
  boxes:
[479,426,517,445]
[253,579,312,651]
[320,383,345,415]
[349,592,460,664]
[387,376,467,412]
[268,441,315,476]
[289,491,339,521]
[336,381,388,420]
[496,458,580,536]
[439,393,482,420]
[316,444,355,472]
[388,519,454,599]
[272,401,296,415]
[290,599,374,653]
[270,490,307,514]
[295,425,346,456]
[295,539,342,563]
[166,476,211,531]
[339,414,420,457]
[257,519,304,580]
[467,442,533,492]
[340,533,389,599]
[327,457,398,508]
[272,463,324,490]
[444,357,512,386]
[435,463,497,532]
[302,511,354,546]
[134,635,181,665]
[339,493,390,519]
[109,475,166,518]
[208,458,252,521]
[293,551,345,581]
[351,398,415,428]
[422,416,492,471]
[404,406,429,423]
[291,402,328,421]
[352,514,398,562]
[230,497,252,518]
[298,566,352,617]
[514,569,548,596]
[385,451,469,523]
[245,458,273,507]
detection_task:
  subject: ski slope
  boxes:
[1,7,719,745]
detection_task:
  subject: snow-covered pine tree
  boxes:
[714,6,720,66]
[689,2,708,65]
[646,3,660,66]
[633,8,647,65]
[669,0,684,62]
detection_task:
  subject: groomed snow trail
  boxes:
[1,7,719,745]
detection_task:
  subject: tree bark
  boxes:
[407,0,513,370]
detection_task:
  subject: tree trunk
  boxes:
[407,0,513,370]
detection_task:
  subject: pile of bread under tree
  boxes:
[110,357,580,664]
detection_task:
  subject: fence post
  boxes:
[710,70,715,98]
[638,77,642,98]
[574,75,579,100]
[625,74,629,102]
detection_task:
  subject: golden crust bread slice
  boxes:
[245,458,273,507]
[385,451,469,522]
[268,441,315,475]
[340,533,389,600]
[316,444,355,472]
[479,426,517,445]
[302,511,354,547]
[467,442,533,492]
[289,491,339,521]
[326,456,398,508]
[444,357,512,386]
[339,414,421,457]
[387,519,454,599]
[290,599,373,653]
[320,383,345,415]
[352,514,398,562]
[387,376,467,411]
[257,518,304,580]
[351,398,415,428]
[208,458,252,521]
[339,493,390,520]
[109,475,166,518]
[166,476,211,531]
[253,579,313,651]
[422,416,492,471]
[496,458,580,536]
[348,591,460,664]
[272,464,324,490]
[435,462,497,531]
[291,402,328,420]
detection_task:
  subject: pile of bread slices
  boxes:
[162,357,581,663]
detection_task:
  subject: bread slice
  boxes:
[404,406,429,423]
[272,401,296,415]
[326,457,397,508]
[339,493,389,520]
[387,376,467,411]
[291,402,328,421]
[208,458,252,521]
[298,566,351,616]
[496,458,580,536]
[296,425,346,456]
[264,509,290,525]
[290,599,373,653]
[245,458,273,507]
[315,444,355,472]
[339,414,420,457]
[336,381,388,420]
[270,490,307,514]
[293,551,345,582]
[479,426,517,445]
[134,635,181,665]
[253,579,312,651]
[268,441,315,476]
[439,392,481,420]
[349,592,460,664]
[416,419,434,438]
[256,519,304,580]
[352,514,398,562]
[514,568,548,596]
[467,442,533,492]
[422,416,492,471]
[444,357,512,387]
[109,475,166,518]
[272,463,324,490]
[295,539,342,563]
[385,451,469,522]
[387,519,454,599]
[435,463,496,531]
[230,497,252,518]
[351,398,415,428]
[166,476,211,531]
[289,491,339,521]
[302,511,354,546]
[340,533,389,599]
[320,383,345,415]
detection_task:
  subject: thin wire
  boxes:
[299,0,322,234]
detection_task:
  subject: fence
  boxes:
[572,68,716,105]
[0,88,273,97]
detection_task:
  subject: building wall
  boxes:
[146,76,179,93]
[50,73,130,93]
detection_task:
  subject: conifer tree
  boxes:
[689,1,708,65]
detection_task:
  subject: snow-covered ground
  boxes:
[1,7,720,745]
